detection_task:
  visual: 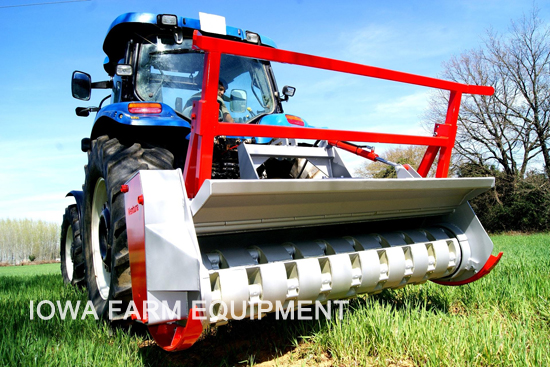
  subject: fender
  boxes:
[90,103,191,144]
[65,190,84,220]
[93,102,191,129]
[255,114,314,144]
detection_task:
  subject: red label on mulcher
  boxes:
[128,205,139,216]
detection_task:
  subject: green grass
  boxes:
[1,234,549,366]
[304,233,550,366]
[0,267,162,366]
[0,263,59,277]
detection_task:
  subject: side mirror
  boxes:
[230,89,247,113]
[72,71,92,101]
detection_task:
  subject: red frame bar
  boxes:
[432,252,503,286]
[183,31,494,197]
[148,307,204,351]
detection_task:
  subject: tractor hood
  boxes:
[255,114,315,144]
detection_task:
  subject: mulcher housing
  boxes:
[63,12,502,351]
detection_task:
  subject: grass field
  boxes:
[0,263,59,277]
[1,234,549,366]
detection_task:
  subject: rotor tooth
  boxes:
[287,240,325,258]
[285,262,299,300]
[348,234,383,251]
[379,247,407,288]
[349,254,362,288]
[203,253,221,270]
[377,232,409,247]
[293,258,322,301]
[402,229,431,243]
[246,268,262,312]
[355,250,382,293]
[216,248,258,268]
[320,237,355,254]
[210,268,249,324]
[250,245,293,263]
[423,227,452,241]
[257,263,288,306]
[323,254,354,300]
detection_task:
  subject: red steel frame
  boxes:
[183,31,494,198]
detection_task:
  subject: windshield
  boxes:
[136,37,276,123]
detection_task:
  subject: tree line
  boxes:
[0,219,59,265]
[356,8,550,233]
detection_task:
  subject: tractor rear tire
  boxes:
[60,204,85,286]
[82,135,174,321]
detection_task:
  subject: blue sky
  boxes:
[0,0,547,223]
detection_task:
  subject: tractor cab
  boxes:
[133,36,276,123]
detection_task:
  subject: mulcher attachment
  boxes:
[119,27,500,352]
[124,169,500,350]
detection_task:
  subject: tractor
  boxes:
[61,12,501,351]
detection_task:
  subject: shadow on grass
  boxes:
[135,285,463,367]
[370,285,462,314]
[136,313,327,367]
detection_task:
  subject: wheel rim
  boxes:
[92,178,111,300]
[65,225,74,281]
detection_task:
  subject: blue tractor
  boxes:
[60,12,500,350]
[61,12,307,319]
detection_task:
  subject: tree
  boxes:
[354,145,434,178]
[0,219,59,264]
[426,8,550,178]
[456,162,550,232]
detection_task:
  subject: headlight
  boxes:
[246,31,260,44]
[158,14,177,26]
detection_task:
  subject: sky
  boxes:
[0,0,547,224]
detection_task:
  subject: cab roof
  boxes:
[103,12,276,75]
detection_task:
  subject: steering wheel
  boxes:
[183,96,201,111]
[183,95,225,121]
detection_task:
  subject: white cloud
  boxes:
[336,20,466,79]
[366,91,430,134]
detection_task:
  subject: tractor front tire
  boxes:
[82,135,174,321]
[60,204,85,286]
